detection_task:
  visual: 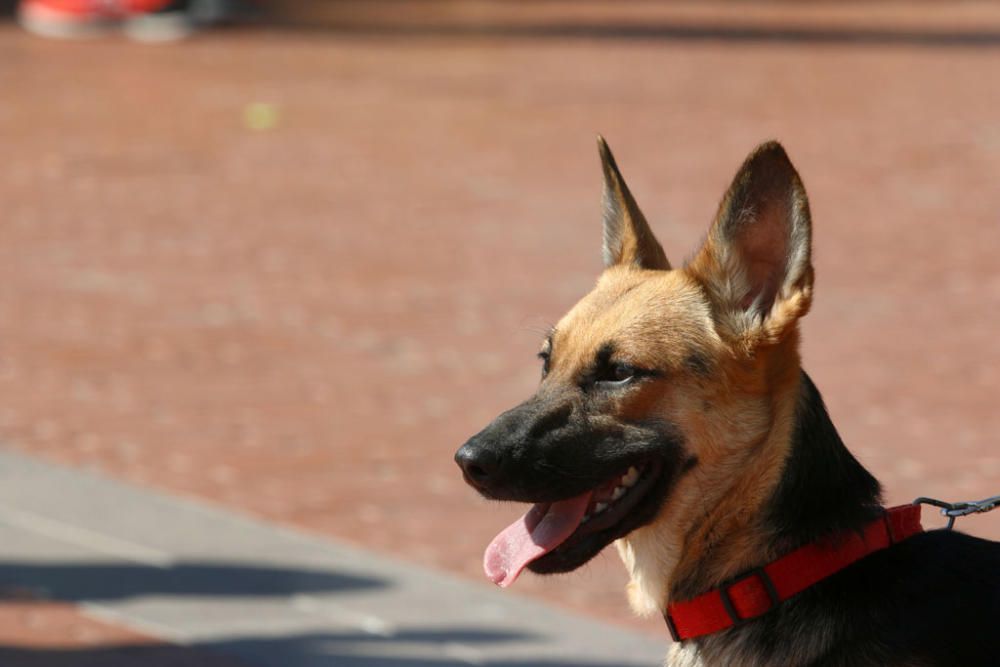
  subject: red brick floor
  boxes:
[1,3,999,638]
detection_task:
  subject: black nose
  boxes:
[454,441,502,488]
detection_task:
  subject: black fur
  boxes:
[454,392,690,573]
[686,372,1000,667]
[765,371,884,550]
[683,351,713,378]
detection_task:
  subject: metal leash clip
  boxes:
[912,494,1000,530]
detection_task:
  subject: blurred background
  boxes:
[0,1,998,665]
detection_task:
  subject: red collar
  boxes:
[664,504,924,641]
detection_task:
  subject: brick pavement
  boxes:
[0,1,998,647]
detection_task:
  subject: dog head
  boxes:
[455,139,814,607]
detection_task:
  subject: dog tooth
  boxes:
[612,486,625,500]
[595,502,608,514]
[622,467,639,487]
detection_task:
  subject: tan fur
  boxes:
[550,263,805,613]
[545,141,816,648]
[455,139,997,667]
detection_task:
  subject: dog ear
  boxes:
[598,137,670,270]
[688,141,814,344]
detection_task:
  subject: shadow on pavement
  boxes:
[0,561,581,666]
[0,628,633,667]
[252,1,1000,50]
[3,0,999,49]
[0,644,248,667]
[0,560,386,600]
[288,21,1000,49]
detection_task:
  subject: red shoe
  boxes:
[18,0,191,41]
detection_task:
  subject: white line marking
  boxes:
[0,505,173,567]
[443,642,487,665]
[292,594,396,637]
[80,601,188,644]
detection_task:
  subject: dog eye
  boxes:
[612,364,635,382]
[538,350,551,378]
[595,363,635,385]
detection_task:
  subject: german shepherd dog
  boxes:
[455,140,1000,666]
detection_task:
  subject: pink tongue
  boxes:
[483,491,592,587]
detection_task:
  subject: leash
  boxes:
[665,494,999,642]
[913,493,1000,530]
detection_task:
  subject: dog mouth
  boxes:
[483,459,664,587]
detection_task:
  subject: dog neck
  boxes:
[759,370,884,555]
[617,366,883,617]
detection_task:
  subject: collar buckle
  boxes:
[719,566,780,625]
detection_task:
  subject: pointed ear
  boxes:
[598,137,670,270]
[688,141,814,343]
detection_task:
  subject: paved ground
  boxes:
[0,0,999,656]
[0,450,666,665]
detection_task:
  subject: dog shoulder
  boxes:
[831,529,1000,666]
